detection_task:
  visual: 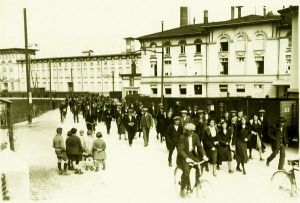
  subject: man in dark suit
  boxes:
[140,108,153,147]
[176,123,208,198]
[103,107,113,135]
[266,117,288,170]
[259,109,268,151]
[165,116,183,167]
[85,109,97,133]
[124,109,137,146]
[71,101,80,123]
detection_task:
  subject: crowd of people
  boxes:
[53,95,289,198]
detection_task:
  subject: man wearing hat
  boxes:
[124,109,137,146]
[266,117,288,170]
[191,106,198,124]
[173,101,182,117]
[165,116,183,167]
[180,110,191,133]
[103,107,113,135]
[230,110,237,118]
[176,123,208,198]
[258,109,268,151]
[140,107,153,147]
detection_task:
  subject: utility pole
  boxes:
[160,21,164,104]
[23,8,32,124]
[112,70,115,92]
[49,60,52,108]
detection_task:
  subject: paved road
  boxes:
[13,108,299,203]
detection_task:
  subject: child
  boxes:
[83,130,95,171]
[93,132,106,171]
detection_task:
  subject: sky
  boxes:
[0,0,298,57]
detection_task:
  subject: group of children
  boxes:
[52,127,107,175]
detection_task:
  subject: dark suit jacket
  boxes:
[124,115,137,132]
[166,124,183,146]
[176,133,206,168]
[140,113,153,129]
[269,124,288,149]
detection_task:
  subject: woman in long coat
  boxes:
[217,121,234,173]
[248,114,264,161]
[233,116,250,175]
[203,119,219,176]
[117,112,127,140]
[93,132,106,171]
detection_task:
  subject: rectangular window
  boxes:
[164,60,171,65]
[165,86,172,94]
[220,42,228,52]
[196,44,201,53]
[219,84,228,92]
[180,45,185,54]
[151,62,157,76]
[97,68,101,77]
[220,58,228,75]
[90,68,94,77]
[83,68,87,77]
[179,85,186,95]
[194,85,202,95]
[236,84,245,92]
[151,85,157,94]
[256,60,264,74]
[165,46,170,54]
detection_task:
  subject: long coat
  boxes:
[117,115,126,134]
[93,138,106,160]
[217,129,233,162]
[176,133,206,169]
[140,113,153,129]
[123,115,137,133]
[234,125,250,163]
[165,124,183,150]
[202,126,219,163]
[66,134,83,155]
[248,120,262,149]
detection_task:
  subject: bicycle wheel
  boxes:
[195,179,213,199]
[271,171,293,197]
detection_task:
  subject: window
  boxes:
[254,34,265,50]
[90,68,94,77]
[179,40,186,54]
[220,37,228,52]
[256,57,264,74]
[164,41,171,55]
[219,84,228,92]
[83,68,87,77]
[194,39,202,53]
[236,84,245,92]
[164,60,171,65]
[179,85,187,95]
[194,85,202,95]
[90,61,93,66]
[83,61,86,66]
[254,84,263,89]
[97,68,101,77]
[151,85,157,94]
[129,77,134,87]
[220,58,228,75]
[236,35,246,51]
[151,61,157,76]
[165,86,172,94]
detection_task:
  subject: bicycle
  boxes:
[174,160,212,199]
[271,159,299,197]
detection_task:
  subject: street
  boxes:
[13,108,299,203]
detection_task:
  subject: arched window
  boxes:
[150,42,157,52]
[178,40,186,54]
[254,34,265,50]
[194,39,202,53]
[236,35,246,51]
[164,41,171,55]
[220,37,229,52]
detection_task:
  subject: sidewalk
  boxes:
[12,109,299,203]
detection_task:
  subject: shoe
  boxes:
[156,135,159,140]
[58,170,63,175]
[63,171,71,175]
[95,167,99,172]
[89,166,94,171]
[229,170,234,174]
[129,144,132,147]
[249,155,253,160]
[205,166,209,172]
[217,165,220,170]
[213,171,217,177]
[260,158,265,161]
[85,166,89,171]
[236,167,242,172]
[74,169,79,174]
[78,170,84,175]
[243,171,246,175]
[266,161,270,167]
[168,162,172,167]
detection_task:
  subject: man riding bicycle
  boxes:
[176,123,209,198]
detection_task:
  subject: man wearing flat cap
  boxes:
[176,123,208,198]
[124,109,137,146]
[165,116,183,167]
[266,117,288,170]
[140,107,153,147]
[258,109,269,147]
[180,110,191,133]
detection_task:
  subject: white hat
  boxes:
[184,123,196,131]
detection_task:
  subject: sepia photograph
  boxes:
[0,0,299,202]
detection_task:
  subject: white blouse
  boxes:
[209,126,216,137]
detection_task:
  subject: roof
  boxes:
[16,52,141,63]
[278,6,298,15]
[0,48,37,55]
[137,15,281,40]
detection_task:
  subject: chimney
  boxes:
[180,7,188,26]
[263,6,266,16]
[231,6,235,19]
[204,10,208,23]
[236,6,243,18]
